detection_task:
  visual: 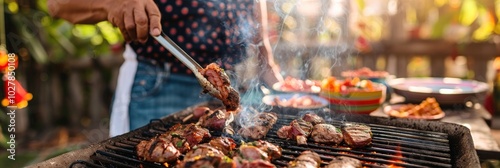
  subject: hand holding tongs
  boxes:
[152,33,221,97]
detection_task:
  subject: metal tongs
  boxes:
[152,32,221,97]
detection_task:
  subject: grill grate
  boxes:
[72,113,456,168]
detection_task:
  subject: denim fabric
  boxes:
[128,61,213,130]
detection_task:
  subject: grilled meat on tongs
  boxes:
[238,112,278,140]
[199,63,240,111]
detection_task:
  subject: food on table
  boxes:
[278,76,321,93]
[199,63,240,111]
[341,67,389,78]
[310,124,343,144]
[136,137,181,163]
[341,123,373,148]
[277,119,313,145]
[325,156,362,168]
[237,112,278,140]
[388,97,444,118]
[288,151,322,168]
[301,113,325,125]
[271,94,325,108]
[321,76,378,93]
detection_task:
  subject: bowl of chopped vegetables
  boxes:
[319,77,385,114]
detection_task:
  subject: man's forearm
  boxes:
[48,0,108,24]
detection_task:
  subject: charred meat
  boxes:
[277,119,313,145]
[199,63,240,111]
[288,151,322,168]
[208,137,237,156]
[178,144,230,168]
[136,137,181,163]
[158,123,211,153]
[245,140,282,160]
[237,145,269,161]
[233,157,276,168]
[136,123,211,162]
[198,109,229,131]
[341,123,372,148]
[301,113,324,125]
[238,112,278,140]
[310,124,343,144]
[232,141,279,168]
[192,106,211,120]
[325,156,362,168]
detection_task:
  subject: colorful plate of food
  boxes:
[387,77,489,104]
[383,97,445,120]
[262,93,329,109]
[272,76,321,94]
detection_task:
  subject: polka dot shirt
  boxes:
[129,0,257,75]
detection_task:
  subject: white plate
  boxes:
[387,77,489,104]
[262,93,329,109]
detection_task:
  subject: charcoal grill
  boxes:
[69,102,480,168]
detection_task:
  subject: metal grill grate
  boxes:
[71,113,455,168]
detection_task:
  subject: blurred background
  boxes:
[1,0,500,167]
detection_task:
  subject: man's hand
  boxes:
[105,0,162,43]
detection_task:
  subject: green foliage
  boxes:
[4,0,123,64]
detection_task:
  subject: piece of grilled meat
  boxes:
[192,106,211,120]
[177,144,232,168]
[247,140,282,160]
[325,156,362,168]
[341,123,373,148]
[158,123,212,153]
[310,124,343,144]
[208,137,237,156]
[277,119,313,145]
[302,113,324,125]
[198,109,229,131]
[136,137,181,163]
[232,141,278,168]
[233,156,276,168]
[238,112,278,140]
[199,63,240,111]
[288,151,322,168]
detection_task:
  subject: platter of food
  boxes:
[262,93,329,109]
[272,76,321,94]
[384,97,445,120]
